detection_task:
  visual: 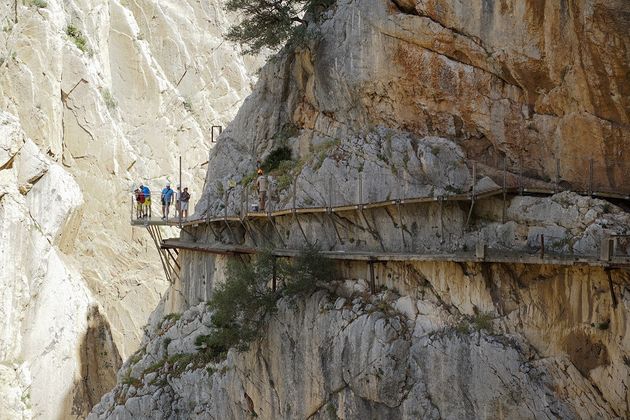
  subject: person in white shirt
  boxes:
[256,168,268,211]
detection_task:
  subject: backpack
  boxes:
[136,191,145,203]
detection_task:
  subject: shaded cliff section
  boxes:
[65,306,123,417]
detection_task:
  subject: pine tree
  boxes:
[224,0,334,54]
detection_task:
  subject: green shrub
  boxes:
[471,312,493,332]
[198,247,333,362]
[283,244,334,297]
[261,146,292,173]
[162,313,181,323]
[121,370,142,387]
[66,24,89,53]
[29,0,48,8]
[183,98,193,112]
[101,88,117,110]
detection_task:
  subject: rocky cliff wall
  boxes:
[197,0,629,215]
[90,259,629,418]
[0,1,262,418]
[91,0,629,418]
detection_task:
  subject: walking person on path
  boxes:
[161,183,175,220]
[256,169,268,211]
[180,187,191,219]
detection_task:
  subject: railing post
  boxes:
[554,158,560,193]
[471,161,477,199]
[588,158,594,196]
[328,174,333,210]
[292,176,297,211]
[358,173,363,208]
[272,256,277,292]
[178,155,182,228]
[540,234,545,259]
[130,193,133,221]
[600,237,614,261]
[502,157,507,223]
[245,183,249,217]
[368,260,376,294]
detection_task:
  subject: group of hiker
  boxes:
[132,163,269,222]
[134,183,191,221]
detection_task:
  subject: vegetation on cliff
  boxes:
[225,0,335,53]
[194,246,334,360]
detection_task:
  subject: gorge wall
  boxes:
[91,0,629,418]
[0,0,262,418]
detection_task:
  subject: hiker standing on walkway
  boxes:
[180,187,191,219]
[256,168,268,211]
[161,183,174,220]
[134,187,144,219]
[140,184,151,218]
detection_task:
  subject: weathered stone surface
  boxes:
[0,0,263,417]
[197,0,629,216]
[92,275,624,418]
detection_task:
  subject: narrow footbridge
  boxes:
[132,177,630,289]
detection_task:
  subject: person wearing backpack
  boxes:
[134,188,145,219]
[180,187,191,219]
[141,184,151,218]
[161,183,175,220]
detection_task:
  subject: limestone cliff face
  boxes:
[0,1,261,418]
[197,0,629,214]
[90,0,630,418]
[90,261,629,418]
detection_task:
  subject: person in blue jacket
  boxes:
[141,184,151,218]
[161,183,175,220]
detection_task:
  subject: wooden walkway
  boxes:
[133,185,630,278]
[161,239,630,269]
[130,186,630,229]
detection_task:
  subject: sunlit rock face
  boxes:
[197,0,629,215]
[87,0,630,418]
[0,0,262,417]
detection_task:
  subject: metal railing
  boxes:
[207,156,629,219]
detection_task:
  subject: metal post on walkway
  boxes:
[272,257,277,292]
[588,159,594,196]
[178,155,182,228]
[358,174,363,208]
[292,176,297,210]
[554,158,560,193]
[471,161,477,199]
[368,260,376,294]
[502,157,507,224]
[328,174,333,210]
[540,234,545,259]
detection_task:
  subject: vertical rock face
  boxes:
[0,1,262,418]
[90,264,628,419]
[197,0,629,214]
[91,1,629,418]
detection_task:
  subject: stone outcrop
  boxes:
[90,0,629,418]
[0,0,262,418]
[90,263,627,418]
[197,0,629,215]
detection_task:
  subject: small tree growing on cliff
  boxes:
[224,0,335,54]
[195,246,334,360]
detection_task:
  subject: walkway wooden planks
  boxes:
[161,239,630,269]
[131,186,630,229]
